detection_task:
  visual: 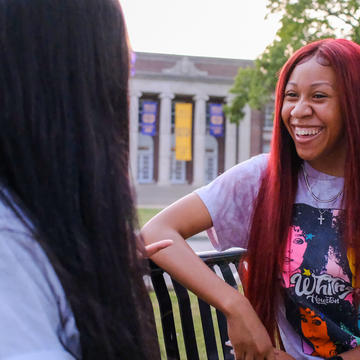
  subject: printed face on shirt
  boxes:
[284,226,307,267]
[281,56,346,176]
[282,225,308,287]
[299,307,337,357]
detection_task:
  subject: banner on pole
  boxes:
[140,101,157,136]
[130,51,136,77]
[209,103,224,137]
[175,103,192,161]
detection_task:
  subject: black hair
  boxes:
[0,0,158,358]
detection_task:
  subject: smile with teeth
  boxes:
[294,127,322,136]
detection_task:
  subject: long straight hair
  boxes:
[0,0,158,358]
[245,38,360,343]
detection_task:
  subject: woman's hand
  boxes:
[224,296,275,359]
[273,349,295,359]
[144,239,173,257]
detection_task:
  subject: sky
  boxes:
[121,0,282,60]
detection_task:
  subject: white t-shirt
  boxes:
[196,154,359,359]
[0,196,80,359]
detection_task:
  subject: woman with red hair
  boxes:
[142,38,360,359]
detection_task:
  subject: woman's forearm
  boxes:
[142,221,246,315]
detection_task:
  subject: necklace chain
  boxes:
[302,164,343,204]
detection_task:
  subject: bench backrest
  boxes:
[149,248,246,360]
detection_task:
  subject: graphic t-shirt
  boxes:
[283,204,359,357]
[195,154,359,359]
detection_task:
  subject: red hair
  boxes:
[244,39,360,344]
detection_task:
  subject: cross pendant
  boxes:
[318,214,324,225]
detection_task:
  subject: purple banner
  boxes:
[209,103,224,137]
[141,101,157,136]
[130,51,136,77]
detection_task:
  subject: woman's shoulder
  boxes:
[194,154,269,250]
[0,194,43,269]
[0,193,62,313]
[0,195,80,359]
[229,153,269,178]
[203,153,269,191]
[196,153,268,198]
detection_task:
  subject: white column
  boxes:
[129,90,142,183]
[193,94,209,186]
[158,92,174,185]
[238,104,251,163]
[225,95,237,170]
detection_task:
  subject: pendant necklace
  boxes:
[302,164,343,225]
[317,209,327,225]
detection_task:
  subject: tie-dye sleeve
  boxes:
[195,154,268,251]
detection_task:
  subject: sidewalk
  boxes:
[134,184,198,208]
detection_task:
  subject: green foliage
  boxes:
[227,0,360,123]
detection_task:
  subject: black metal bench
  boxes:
[149,248,246,360]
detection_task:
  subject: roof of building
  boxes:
[133,52,253,82]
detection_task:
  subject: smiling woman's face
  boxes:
[281,56,346,176]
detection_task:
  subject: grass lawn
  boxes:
[150,290,224,360]
[137,208,163,228]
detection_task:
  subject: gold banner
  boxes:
[175,103,192,161]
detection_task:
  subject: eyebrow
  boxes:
[286,81,335,89]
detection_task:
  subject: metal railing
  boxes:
[149,248,246,360]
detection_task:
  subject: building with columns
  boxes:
[130,52,267,188]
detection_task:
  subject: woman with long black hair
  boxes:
[0,0,167,359]
[142,38,360,360]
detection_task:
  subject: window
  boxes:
[264,102,274,129]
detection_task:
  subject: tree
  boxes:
[226,0,360,123]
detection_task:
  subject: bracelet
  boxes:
[326,356,343,360]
